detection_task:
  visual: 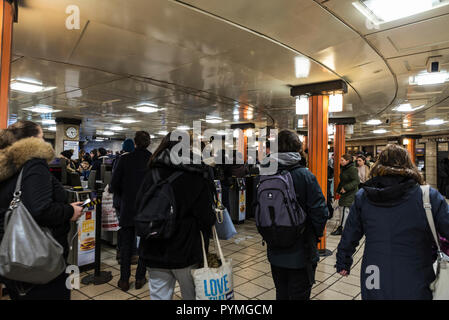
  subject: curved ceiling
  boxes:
[8,0,449,140]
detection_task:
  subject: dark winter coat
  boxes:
[262,153,328,270]
[0,138,74,260]
[110,148,152,227]
[336,161,359,207]
[136,149,216,269]
[336,175,449,300]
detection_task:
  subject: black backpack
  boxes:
[135,169,183,240]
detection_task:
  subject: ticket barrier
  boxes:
[229,178,246,224]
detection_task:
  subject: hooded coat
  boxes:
[336,170,449,300]
[0,138,74,259]
[261,153,328,271]
[136,149,216,269]
[336,161,359,207]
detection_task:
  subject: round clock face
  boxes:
[66,127,78,139]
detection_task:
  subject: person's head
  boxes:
[341,154,353,166]
[369,144,424,184]
[90,149,97,158]
[122,138,135,153]
[61,150,73,160]
[0,120,43,149]
[356,155,366,167]
[366,153,372,161]
[134,131,151,150]
[149,132,180,167]
[98,148,107,157]
[278,130,303,153]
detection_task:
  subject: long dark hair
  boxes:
[369,144,424,185]
[0,120,41,149]
[148,132,180,168]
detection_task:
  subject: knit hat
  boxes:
[122,138,135,153]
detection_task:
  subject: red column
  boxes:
[307,95,329,255]
[334,125,346,194]
[406,139,416,164]
[0,0,14,129]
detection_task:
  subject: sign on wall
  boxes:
[64,140,79,160]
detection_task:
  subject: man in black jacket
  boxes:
[110,131,152,291]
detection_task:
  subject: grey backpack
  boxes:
[255,170,306,248]
[0,169,66,284]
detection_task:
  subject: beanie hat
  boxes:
[122,138,135,153]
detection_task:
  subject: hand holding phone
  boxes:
[81,198,92,208]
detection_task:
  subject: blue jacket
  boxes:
[336,175,449,300]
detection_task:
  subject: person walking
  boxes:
[110,132,152,291]
[336,144,449,299]
[259,130,328,300]
[137,132,216,300]
[0,121,83,300]
[331,154,359,236]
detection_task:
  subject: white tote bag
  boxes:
[101,185,120,232]
[191,226,234,300]
[421,185,449,300]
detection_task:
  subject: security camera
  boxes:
[427,56,441,73]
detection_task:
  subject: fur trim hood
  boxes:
[0,137,55,182]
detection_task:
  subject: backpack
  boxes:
[255,170,306,248]
[135,169,183,240]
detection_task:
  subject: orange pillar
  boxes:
[406,139,416,164]
[334,125,346,194]
[0,0,14,129]
[307,95,330,255]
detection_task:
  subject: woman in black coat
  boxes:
[336,144,449,300]
[136,132,216,300]
[0,121,83,300]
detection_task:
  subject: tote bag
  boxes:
[102,185,120,232]
[191,226,234,300]
[0,170,66,284]
[421,185,449,300]
[214,207,237,240]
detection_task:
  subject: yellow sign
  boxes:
[82,220,95,233]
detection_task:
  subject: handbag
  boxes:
[191,226,234,300]
[101,185,120,232]
[214,206,237,240]
[0,169,66,284]
[421,185,449,300]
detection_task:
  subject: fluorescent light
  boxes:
[157,131,168,135]
[329,94,343,113]
[373,129,387,134]
[393,103,425,112]
[110,126,125,131]
[176,125,191,131]
[23,105,61,114]
[150,135,156,139]
[118,119,138,124]
[41,119,56,125]
[98,131,115,136]
[294,56,311,78]
[296,96,309,115]
[366,119,382,125]
[48,126,57,131]
[409,71,449,86]
[403,138,410,145]
[205,116,223,124]
[134,106,159,113]
[10,79,56,93]
[298,119,304,128]
[425,119,445,126]
[352,0,449,25]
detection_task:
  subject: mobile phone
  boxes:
[81,198,92,208]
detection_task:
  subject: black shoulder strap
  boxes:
[166,171,183,184]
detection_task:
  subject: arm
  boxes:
[430,188,449,240]
[110,156,124,195]
[335,191,365,275]
[21,161,74,228]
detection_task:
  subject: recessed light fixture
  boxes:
[23,105,61,114]
[393,103,425,112]
[296,96,309,115]
[10,79,56,93]
[205,116,223,124]
[118,119,138,124]
[294,56,311,79]
[366,119,382,125]
[352,0,449,25]
[157,130,168,135]
[110,126,125,131]
[373,129,387,134]
[409,71,449,86]
[424,118,445,126]
[329,94,343,113]
[48,126,57,132]
[41,119,56,125]
[177,125,191,131]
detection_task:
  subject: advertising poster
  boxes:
[78,209,96,266]
[239,189,246,221]
[63,140,79,160]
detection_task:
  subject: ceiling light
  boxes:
[41,119,56,125]
[10,79,56,93]
[328,125,335,135]
[23,105,61,114]
[329,94,343,113]
[352,0,449,25]
[296,96,309,115]
[110,126,125,131]
[101,131,115,136]
[409,71,449,86]
[245,129,253,137]
[403,138,410,145]
[134,106,159,113]
[150,135,156,139]
[393,103,425,112]
[48,126,57,132]
[157,130,168,135]
[366,119,382,125]
[118,119,138,124]
[424,119,445,126]
[294,56,311,78]
[205,116,223,124]
[217,130,227,136]
[177,126,191,131]
[298,119,304,128]
[373,129,387,134]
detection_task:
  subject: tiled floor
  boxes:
[71,214,364,300]
[0,215,365,300]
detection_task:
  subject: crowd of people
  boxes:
[0,120,448,301]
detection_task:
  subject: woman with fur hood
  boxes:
[336,144,449,299]
[0,121,83,300]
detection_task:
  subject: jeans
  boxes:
[147,264,199,300]
[119,226,147,281]
[270,264,317,300]
[339,206,350,228]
